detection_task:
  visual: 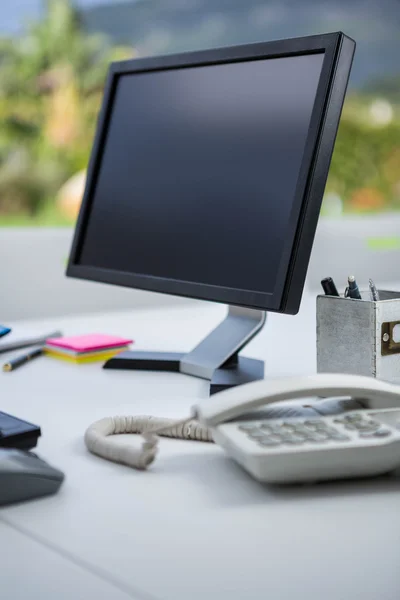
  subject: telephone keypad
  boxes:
[251,419,351,447]
[238,412,395,448]
[239,414,391,447]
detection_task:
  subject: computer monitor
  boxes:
[67,32,355,394]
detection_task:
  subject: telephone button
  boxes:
[258,439,281,447]
[373,429,391,438]
[329,433,350,442]
[346,414,363,422]
[304,420,324,429]
[259,424,273,433]
[304,433,329,443]
[281,436,304,445]
[248,431,266,440]
[238,424,258,432]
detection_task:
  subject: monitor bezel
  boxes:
[67,32,355,314]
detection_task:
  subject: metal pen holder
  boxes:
[317,290,400,385]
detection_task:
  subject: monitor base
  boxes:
[103,305,266,395]
[209,355,264,395]
[104,351,183,373]
[103,351,264,395]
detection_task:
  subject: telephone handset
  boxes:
[85,374,400,483]
[193,374,400,426]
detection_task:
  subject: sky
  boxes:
[0,0,133,34]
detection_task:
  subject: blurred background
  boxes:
[0,0,399,227]
[1,0,400,322]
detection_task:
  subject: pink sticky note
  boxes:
[46,333,133,352]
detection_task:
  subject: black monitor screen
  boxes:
[77,52,325,296]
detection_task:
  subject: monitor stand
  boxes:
[103,305,266,395]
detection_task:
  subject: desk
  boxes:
[0,519,142,599]
[1,297,400,600]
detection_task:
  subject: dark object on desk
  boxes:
[321,277,339,297]
[0,411,41,450]
[0,330,62,355]
[0,448,64,506]
[346,275,362,300]
[3,346,44,372]
[0,325,11,338]
[104,351,265,395]
[104,351,183,372]
[67,32,355,394]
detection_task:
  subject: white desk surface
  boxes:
[1,295,400,600]
[0,518,142,600]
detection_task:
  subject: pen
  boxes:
[0,330,62,355]
[321,277,339,297]
[346,275,362,300]
[2,347,44,372]
[369,278,380,302]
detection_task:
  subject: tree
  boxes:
[0,0,133,218]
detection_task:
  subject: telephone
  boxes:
[85,373,400,483]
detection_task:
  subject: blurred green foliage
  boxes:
[0,0,399,225]
[0,0,133,223]
[324,93,400,214]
